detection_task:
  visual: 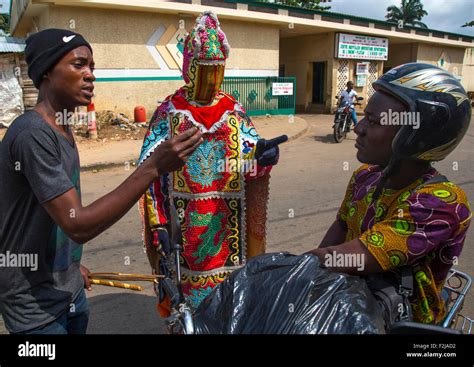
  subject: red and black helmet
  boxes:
[373,63,471,162]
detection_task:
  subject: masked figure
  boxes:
[138,11,280,314]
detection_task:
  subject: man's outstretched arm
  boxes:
[43,128,202,244]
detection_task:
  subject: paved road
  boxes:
[83,114,474,334]
[2,114,473,334]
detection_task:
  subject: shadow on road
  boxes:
[312,134,337,144]
[87,293,167,334]
[312,133,357,144]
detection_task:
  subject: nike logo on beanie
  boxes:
[62,35,76,43]
[25,29,92,89]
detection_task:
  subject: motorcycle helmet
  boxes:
[373,63,471,162]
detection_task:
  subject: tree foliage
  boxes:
[386,0,428,28]
[258,0,331,11]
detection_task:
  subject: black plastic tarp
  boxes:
[193,252,385,334]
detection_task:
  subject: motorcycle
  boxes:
[387,268,473,334]
[333,96,363,143]
[155,187,473,335]
[157,219,473,334]
[153,202,195,334]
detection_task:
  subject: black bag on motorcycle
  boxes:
[193,252,385,334]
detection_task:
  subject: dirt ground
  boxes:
[0,110,149,144]
[73,122,148,143]
[0,112,278,145]
[72,110,148,144]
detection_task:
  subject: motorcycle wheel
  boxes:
[333,121,346,143]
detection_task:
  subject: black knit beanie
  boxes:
[25,28,93,89]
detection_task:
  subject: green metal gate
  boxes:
[221,77,296,116]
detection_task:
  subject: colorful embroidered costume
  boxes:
[138,12,273,312]
[338,164,472,324]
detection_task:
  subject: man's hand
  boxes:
[149,127,203,175]
[80,264,92,291]
[255,135,288,167]
[42,127,202,245]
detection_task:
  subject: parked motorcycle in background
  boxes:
[333,95,363,143]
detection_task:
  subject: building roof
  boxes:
[225,0,474,42]
[10,0,473,47]
[0,35,25,53]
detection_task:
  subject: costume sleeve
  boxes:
[236,103,272,181]
[234,103,271,256]
[138,103,171,249]
[359,185,472,272]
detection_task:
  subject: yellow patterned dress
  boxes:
[338,164,472,324]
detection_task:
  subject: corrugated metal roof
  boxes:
[0,36,26,53]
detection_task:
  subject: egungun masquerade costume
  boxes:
[138,12,280,314]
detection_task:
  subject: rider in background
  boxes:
[339,81,359,127]
[308,63,472,324]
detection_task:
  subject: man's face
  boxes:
[44,46,95,108]
[354,91,407,166]
[347,82,353,91]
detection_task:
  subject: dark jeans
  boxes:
[16,289,89,335]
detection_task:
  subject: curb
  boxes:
[80,116,309,172]
[287,116,309,142]
[80,159,138,173]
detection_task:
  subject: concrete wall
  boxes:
[386,43,418,69]
[280,32,335,112]
[92,80,183,117]
[28,5,280,117]
[281,32,385,113]
[416,43,465,80]
[381,42,471,91]
[45,5,280,70]
[220,19,279,71]
[43,7,281,70]
[463,48,474,92]
[15,2,473,114]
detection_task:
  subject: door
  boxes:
[312,62,325,104]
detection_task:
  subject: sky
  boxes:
[0,0,9,15]
[328,0,473,36]
[0,0,472,36]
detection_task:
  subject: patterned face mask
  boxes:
[181,11,230,104]
[191,63,225,104]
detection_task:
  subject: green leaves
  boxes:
[257,0,331,12]
[386,0,428,28]
[0,14,10,34]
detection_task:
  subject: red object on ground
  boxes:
[87,103,98,139]
[134,105,147,123]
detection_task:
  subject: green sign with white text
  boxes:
[336,33,388,61]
